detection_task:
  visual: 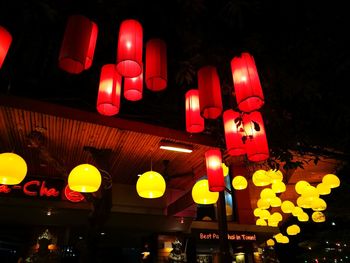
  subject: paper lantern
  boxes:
[266,169,283,183]
[281,201,295,213]
[311,198,327,211]
[231,52,264,112]
[260,188,276,202]
[116,19,143,77]
[124,71,143,101]
[256,218,267,226]
[0,153,27,185]
[243,111,269,162]
[205,149,225,192]
[223,109,246,156]
[322,174,340,188]
[280,236,289,244]
[185,90,204,133]
[68,164,101,193]
[198,66,223,119]
[96,64,122,116]
[270,213,282,224]
[232,175,248,190]
[136,171,166,198]
[270,197,282,207]
[192,179,219,205]
[302,185,319,199]
[316,183,331,195]
[272,181,286,193]
[253,208,262,217]
[287,225,300,236]
[252,170,271,186]
[59,15,98,74]
[297,196,312,209]
[259,209,270,220]
[257,198,270,209]
[295,180,310,195]
[145,39,167,91]
[268,219,278,227]
[266,239,275,246]
[312,211,326,223]
[292,206,303,217]
[0,26,12,68]
[297,212,309,222]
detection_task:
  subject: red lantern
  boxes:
[243,111,269,162]
[198,66,223,119]
[145,39,167,91]
[231,52,264,112]
[58,15,98,74]
[185,90,204,133]
[205,149,225,192]
[223,109,246,156]
[0,26,12,69]
[116,19,143,78]
[124,70,143,101]
[96,64,122,116]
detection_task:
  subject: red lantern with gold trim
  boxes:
[198,66,223,119]
[96,64,122,116]
[145,39,167,91]
[243,111,269,162]
[231,52,264,112]
[223,109,246,156]
[185,89,204,133]
[124,70,143,101]
[116,19,143,78]
[0,26,12,69]
[205,149,225,192]
[59,15,98,74]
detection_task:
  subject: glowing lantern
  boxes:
[256,218,267,226]
[124,71,143,101]
[116,19,143,77]
[243,111,269,162]
[185,90,204,133]
[231,52,264,112]
[322,174,340,188]
[297,212,309,222]
[302,185,319,200]
[272,181,286,193]
[266,169,283,183]
[295,180,310,195]
[286,225,300,236]
[145,39,167,91]
[266,239,275,246]
[312,211,326,223]
[274,233,284,243]
[58,15,98,74]
[252,170,271,186]
[297,196,312,209]
[260,188,276,202]
[223,110,245,156]
[311,198,327,211]
[192,179,219,205]
[316,183,331,195]
[270,197,282,207]
[280,236,289,244]
[253,208,262,217]
[0,26,12,68]
[232,175,248,190]
[257,198,270,209]
[268,219,278,227]
[270,212,283,222]
[292,206,303,217]
[222,163,229,177]
[0,153,27,185]
[198,66,223,119]
[136,171,166,198]
[68,164,101,193]
[96,64,122,116]
[281,201,295,213]
[205,149,225,192]
[259,209,270,220]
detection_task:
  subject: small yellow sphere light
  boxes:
[191,179,219,204]
[68,164,101,193]
[257,198,270,209]
[312,211,326,223]
[292,206,303,217]
[252,170,271,186]
[270,196,282,207]
[137,171,166,198]
[266,239,275,246]
[322,174,340,188]
[259,209,271,220]
[281,201,295,213]
[271,181,286,193]
[253,208,262,217]
[297,212,309,222]
[232,175,248,190]
[266,169,283,183]
[260,188,276,201]
[295,180,310,195]
[311,198,327,211]
[316,183,331,195]
[0,152,27,185]
[286,225,300,236]
[256,218,267,226]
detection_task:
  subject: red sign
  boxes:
[64,185,85,203]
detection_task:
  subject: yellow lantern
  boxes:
[286,225,300,235]
[280,236,289,244]
[312,211,326,223]
[322,174,340,188]
[297,212,309,222]
[266,169,283,183]
[68,164,101,193]
[270,212,283,222]
[0,153,27,185]
[252,170,271,186]
[260,188,276,201]
[191,179,218,204]
[257,198,270,209]
[232,175,248,190]
[302,185,319,199]
[222,163,229,177]
[266,239,275,246]
[297,196,312,209]
[137,171,166,198]
[316,183,331,195]
[295,180,310,195]
[271,181,286,193]
[253,208,262,217]
[281,201,295,213]
[268,219,279,227]
[292,206,303,217]
[256,218,267,226]
[259,209,271,220]
[311,198,327,211]
[270,196,282,207]
[274,233,283,242]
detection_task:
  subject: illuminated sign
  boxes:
[193,230,256,242]
[64,185,85,203]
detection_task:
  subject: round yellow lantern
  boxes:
[266,169,283,183]
[302,185,319,199]
[232,175,248,190]
[274,233,283,242]
[266,239,275,246]
[322,174,340,188]
[253,208,262,217]
[268,219,278,227]
[137,171,166,198]
[297,196,312,209]
[270,196,282,207]
[191,179,218,204]
[295,180,310,195]
[256,218,267,226]
[252,170,271,186]
[270,212,283,222]
[257,198,270,209]
[292,206,303,217]
[312,211,326,223]
[311,198,327,211]
[286,225,300,235]
[271,181,286,193]
[316,183,331,195]
[259,209,271,220]
[297,212,309,222]
[281,201,295,213]
[0,153,27,185]
[280,236,289,244]
[68,164,101,193]
[222,163,229,177]
[260,188,276,201]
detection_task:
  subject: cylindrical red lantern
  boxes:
[243,111,269,162]
[198,66,223,119]
[223,109,246,156]
[124,70,143,101]
[0,26,12,69]
[185,89,204,133]
[145,39,167,91]
[96,64,122,116]
[59,15,98,74]
[231,52,264,113]
[205,149,225,192]
[116,19,143,78]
